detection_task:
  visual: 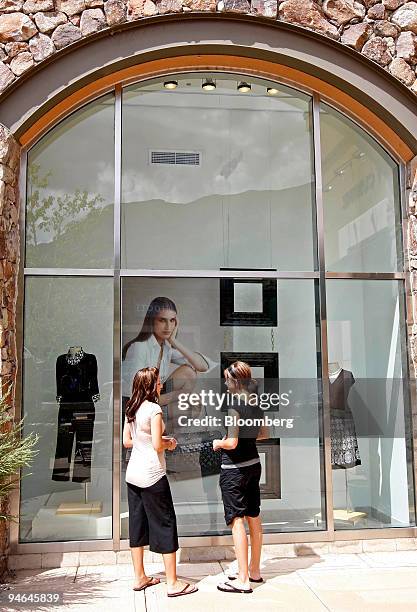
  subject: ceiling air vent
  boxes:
[150,150,201,166]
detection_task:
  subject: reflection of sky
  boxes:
[122,99,312,205]
[27,86,313,244]
[320,109,399,271]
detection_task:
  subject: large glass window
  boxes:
[25,95,115,269]
[20,73,414,546]
[320,104,402,272]
[20,277,113,542]
[121,277,324,535]
[121,77,316,271]
[326,280,414,529]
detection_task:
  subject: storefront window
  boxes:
[20,74,414,546]
[25,95,115,269]
[320,104,402,273]
[121,277,324,535]
[121,77,316,271]
[326,280,415,529]
[20,277,113,542]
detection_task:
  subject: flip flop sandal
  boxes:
[217,581,253,594]
[228,574,264,584]
[167,582,198,598]
[133,577,160,591]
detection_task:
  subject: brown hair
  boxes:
[224,361,258,393]
[122,297,177,360]
[125,366,160,422]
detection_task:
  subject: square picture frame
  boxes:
[220,278,277,326]
[257,439,281,499]
[220,352,279,396]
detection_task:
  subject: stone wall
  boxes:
[0,1,417,95]
[0,124,20,581]
[409,156,417,376]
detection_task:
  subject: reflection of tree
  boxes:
[26,164,104,247]
[24,277,113,393]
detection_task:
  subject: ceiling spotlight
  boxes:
[267,87,279,96]
[164,80,178,90]
[202,78,216,91]
[237,81,251,93]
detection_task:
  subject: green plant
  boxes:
[0,389,39,522]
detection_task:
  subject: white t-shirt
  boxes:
[125,400,166,488]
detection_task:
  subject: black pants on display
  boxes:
[52,402,95,483]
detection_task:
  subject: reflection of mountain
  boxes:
[27,184,313,269]
[26,206,114,268]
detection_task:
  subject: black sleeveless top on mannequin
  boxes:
[329,368,361,470]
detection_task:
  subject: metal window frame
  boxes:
[9,72,417,555]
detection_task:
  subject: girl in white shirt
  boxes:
[123,366,198,598]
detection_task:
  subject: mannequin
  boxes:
[329,363,361,471]
[52,346,100,483]
[329,360,365,524]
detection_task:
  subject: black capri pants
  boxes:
[127,475,179,554]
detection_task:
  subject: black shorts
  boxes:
[219,462,262,526]
[127,475,179,553]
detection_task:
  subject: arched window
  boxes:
[20,73,413,544]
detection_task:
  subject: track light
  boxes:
[267,87,279,96]
[237,81,251,93]
[202,78,216,91]
[164,80,178,90]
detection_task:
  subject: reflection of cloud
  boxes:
[97,162,114,202]
[121,100,312,204]
[122,124,312,204]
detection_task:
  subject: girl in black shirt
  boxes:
[213,361,268,594]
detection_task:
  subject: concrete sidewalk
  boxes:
[3,550,417,611]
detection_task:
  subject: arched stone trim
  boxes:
[15,54,416,159]
[0,1,417,96]
[0,17,416,153]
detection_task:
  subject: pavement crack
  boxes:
[72,566,79,583]
[297,572,332,611]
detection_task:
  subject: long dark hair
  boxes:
[122,296,177,361]
[125,367,160,422]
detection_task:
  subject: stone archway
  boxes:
[1,11,417,574]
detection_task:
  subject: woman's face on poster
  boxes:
[153,308,177,340]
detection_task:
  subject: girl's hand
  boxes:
[168,437,177,451]
[212,439,222,452]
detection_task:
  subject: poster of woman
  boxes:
[122,296,216,433]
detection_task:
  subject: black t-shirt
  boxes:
[221,400,264,466]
